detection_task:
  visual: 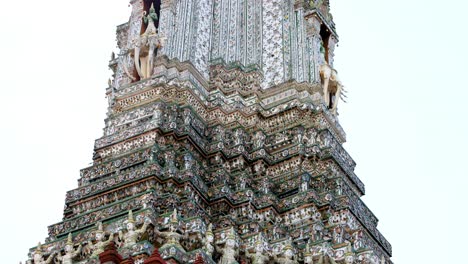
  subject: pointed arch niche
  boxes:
[141,0,161,34]
[319,23,331,64]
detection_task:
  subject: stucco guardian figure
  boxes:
[273,240,299,264]
[155,209,187,249]
[90,221,114,257]
[31,243,55,264]
[245,233,270,264]
[119,210,150,248]
[57,233,82,264]
[203,223,215,257]
[216,227,239,264]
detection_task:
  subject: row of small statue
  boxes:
[214,231,386,264]
[212,229,300,264]
[30,210,156,264]
[30,209,383,264]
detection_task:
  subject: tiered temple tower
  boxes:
[27,1,392,263]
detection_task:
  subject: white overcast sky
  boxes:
[0,0,467,263]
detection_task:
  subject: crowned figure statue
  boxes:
[119,210,150,248]
[57,233,82,264]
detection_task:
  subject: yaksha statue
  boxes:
[202,223,215,257]
[89,221,114,257]
[30,243,55,264]
[273,240,298,264]
[56,233,82,264]
[216,227,239,264]
[303,243,313,264]
[119,210,150,248]
[343,244,356,264]
[156,209,186,249]
[245,233,270,264]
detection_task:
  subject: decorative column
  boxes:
[304,14,323,83]
[262,0,285,88]
[327,35,338,67]
[158,0,176,57]
[295,2,308,83]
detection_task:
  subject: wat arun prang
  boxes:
[27,0,392,263]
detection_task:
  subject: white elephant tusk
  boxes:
[134,45,144,79]
[147,41,155,78]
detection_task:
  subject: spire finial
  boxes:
[35,242,42,253]
[67,233,73,246]
[227,226,235,239]
[96,221,104,234]
[170,209,178,223]
[206,223,213,236]
[128,210,135,223]
[304,242,311,257]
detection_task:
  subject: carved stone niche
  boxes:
[142,0,162,33]
[130,4,164,81]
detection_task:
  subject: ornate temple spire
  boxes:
[26,0,391,263]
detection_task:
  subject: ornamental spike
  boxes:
[67,233,73,246]
[128,210,135,223]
